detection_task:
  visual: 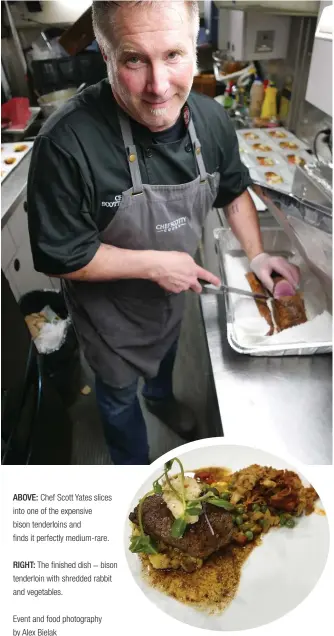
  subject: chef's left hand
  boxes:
[250,252,300,294]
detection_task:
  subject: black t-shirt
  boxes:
[27,79,252,275]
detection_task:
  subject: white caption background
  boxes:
[1,438,333,636]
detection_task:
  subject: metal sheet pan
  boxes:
[213,227,332,357]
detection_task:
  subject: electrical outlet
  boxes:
[255,30,275,54]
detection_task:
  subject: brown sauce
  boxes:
[139,539,259,613]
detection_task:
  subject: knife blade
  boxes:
[200,282,268,301]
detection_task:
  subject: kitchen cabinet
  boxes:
[214,1,319,15]
[5,240,53,299]
[305,2,333,118]
[218,8,291,60]
[2,197,55,300]
[1,225,16,271]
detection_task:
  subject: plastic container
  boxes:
[260,81,278,120]
[223,83,233,110]
[19,290,81,406]
[249,77,264,118]
[1,98,31,129]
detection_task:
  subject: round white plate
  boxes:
[124,444,329,631]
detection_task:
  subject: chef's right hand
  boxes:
[151,251,220,294]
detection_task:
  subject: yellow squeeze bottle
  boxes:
[260,81,278,120]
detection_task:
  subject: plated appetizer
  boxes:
[252,143,273,152]
[287,154,306,166]
[280,141,299,150]
[268,130,287,138]
[256,156,275,166]
[243,132,260,140]
[14,143,28,152]
[264,171,283,185]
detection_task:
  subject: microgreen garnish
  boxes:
[206,498,235,511]
[171,517,187,538]
[129,534,158,554]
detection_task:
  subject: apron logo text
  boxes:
[156,217,187,233]
[101,195,122,208]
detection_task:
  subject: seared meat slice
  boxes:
[272,294,307,331]
[245,273,273,335]
[246,272,307,333]
[129,494,233,559]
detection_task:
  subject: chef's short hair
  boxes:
[92,1,200,52]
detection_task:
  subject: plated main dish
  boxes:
[128,457,320,613]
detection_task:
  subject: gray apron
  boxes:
[64,107,220,388]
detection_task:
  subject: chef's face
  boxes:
[105,2,197,132]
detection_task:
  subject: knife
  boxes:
[199,281,268,301]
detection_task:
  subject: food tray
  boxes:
[238,127,314,188]
[1,141,33,183]
[213,226,332,356]
[252,183,332,235]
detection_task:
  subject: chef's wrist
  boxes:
[140,250,163,282]
[249,251,268,267]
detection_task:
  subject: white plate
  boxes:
[237,129,268,148]
[245,151,286,169]
[249,163,295,194]
[125,444,329,631]
[273,137,310,155]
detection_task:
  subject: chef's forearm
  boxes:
[54,243,158,282]
[224,189,264,261]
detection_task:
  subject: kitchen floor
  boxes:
[68,356,186,465]
[68,292,222,465]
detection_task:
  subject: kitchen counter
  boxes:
[200,208,332,465]
[1,150,32,228]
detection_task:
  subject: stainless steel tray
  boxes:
[251,182,332,235]
[214,227,332,357]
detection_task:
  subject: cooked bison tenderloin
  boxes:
[245,272,273,334]
[129,494,234,559]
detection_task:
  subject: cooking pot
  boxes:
[37,84,85,118]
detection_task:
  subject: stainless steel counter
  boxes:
[1,151,32,228]
[200,208,332,466]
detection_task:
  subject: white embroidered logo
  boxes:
[156,217,187,233]
[101,195,122,208]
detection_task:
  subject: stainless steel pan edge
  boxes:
[226,325,332,356]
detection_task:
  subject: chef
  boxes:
[27,1,299,465]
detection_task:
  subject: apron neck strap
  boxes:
[117,107,143,195]
[117,106,207,191]
[188,118,207,183]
